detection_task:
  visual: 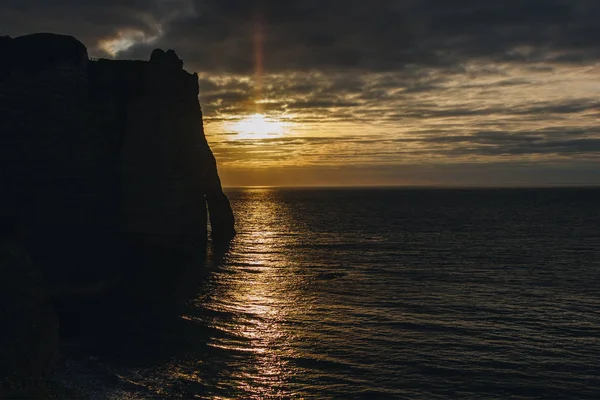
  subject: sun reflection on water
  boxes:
[198,188,301,398]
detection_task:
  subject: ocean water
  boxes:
[60,188,600,399]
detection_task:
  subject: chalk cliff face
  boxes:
[0,33,235,239]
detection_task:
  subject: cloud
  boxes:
[0,0,196,56]
[111,0,600,73]
[3,1,600,184]
[6,1,599,72]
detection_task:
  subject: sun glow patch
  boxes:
[225,113,292,140]
[99,29,161,57]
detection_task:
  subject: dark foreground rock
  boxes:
[0,221,59,393]
[1,32,235,240]
[0,31,234,294]
[0,32,236,390]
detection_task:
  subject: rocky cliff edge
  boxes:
[1,32,235,240]
[0,33,236,391]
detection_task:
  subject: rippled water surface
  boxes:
[66,188,600,399]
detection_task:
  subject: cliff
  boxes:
[0,33,235,239]
[0,33,235,390]
[1,226,59,391]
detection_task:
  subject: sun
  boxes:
[226,113,289,139]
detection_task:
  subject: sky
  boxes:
[3,0,600,187]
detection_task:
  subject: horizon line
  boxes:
[223,184,600,189]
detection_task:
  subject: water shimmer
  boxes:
[61,188,600,399]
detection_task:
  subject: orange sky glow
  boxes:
[7,1,600,187]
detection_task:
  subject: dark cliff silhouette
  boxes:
[0,33,235,391]
[0,32,234,238]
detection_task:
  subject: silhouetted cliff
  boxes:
[1,222,59,391]
[0,33,234,239]
[0,33,235,390]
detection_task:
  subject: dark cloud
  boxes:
[287,99,361,110]
[3,1,600,184]
[213,128,600,159]
[0,1,175,55]
[126,0,600,73]
[4,1,600,72]
[387,99,600,120]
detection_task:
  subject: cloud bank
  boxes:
[3,1,600,185]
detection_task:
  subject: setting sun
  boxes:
[225,113,289,139]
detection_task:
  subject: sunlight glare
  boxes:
[226,113,290,139]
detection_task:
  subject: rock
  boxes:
[0,32,235,335]
[0,218,59,392]
[149,48,166,63]
[0,36,11,81]
[0,33,90,227]
[149,48,184,70]
[208,192,237,241]
[1,32,234,243]
[205,151,236,241]
[1,33,87,77]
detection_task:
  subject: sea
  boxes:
[56,187,600,399]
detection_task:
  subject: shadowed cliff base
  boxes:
[0,32,235,393]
